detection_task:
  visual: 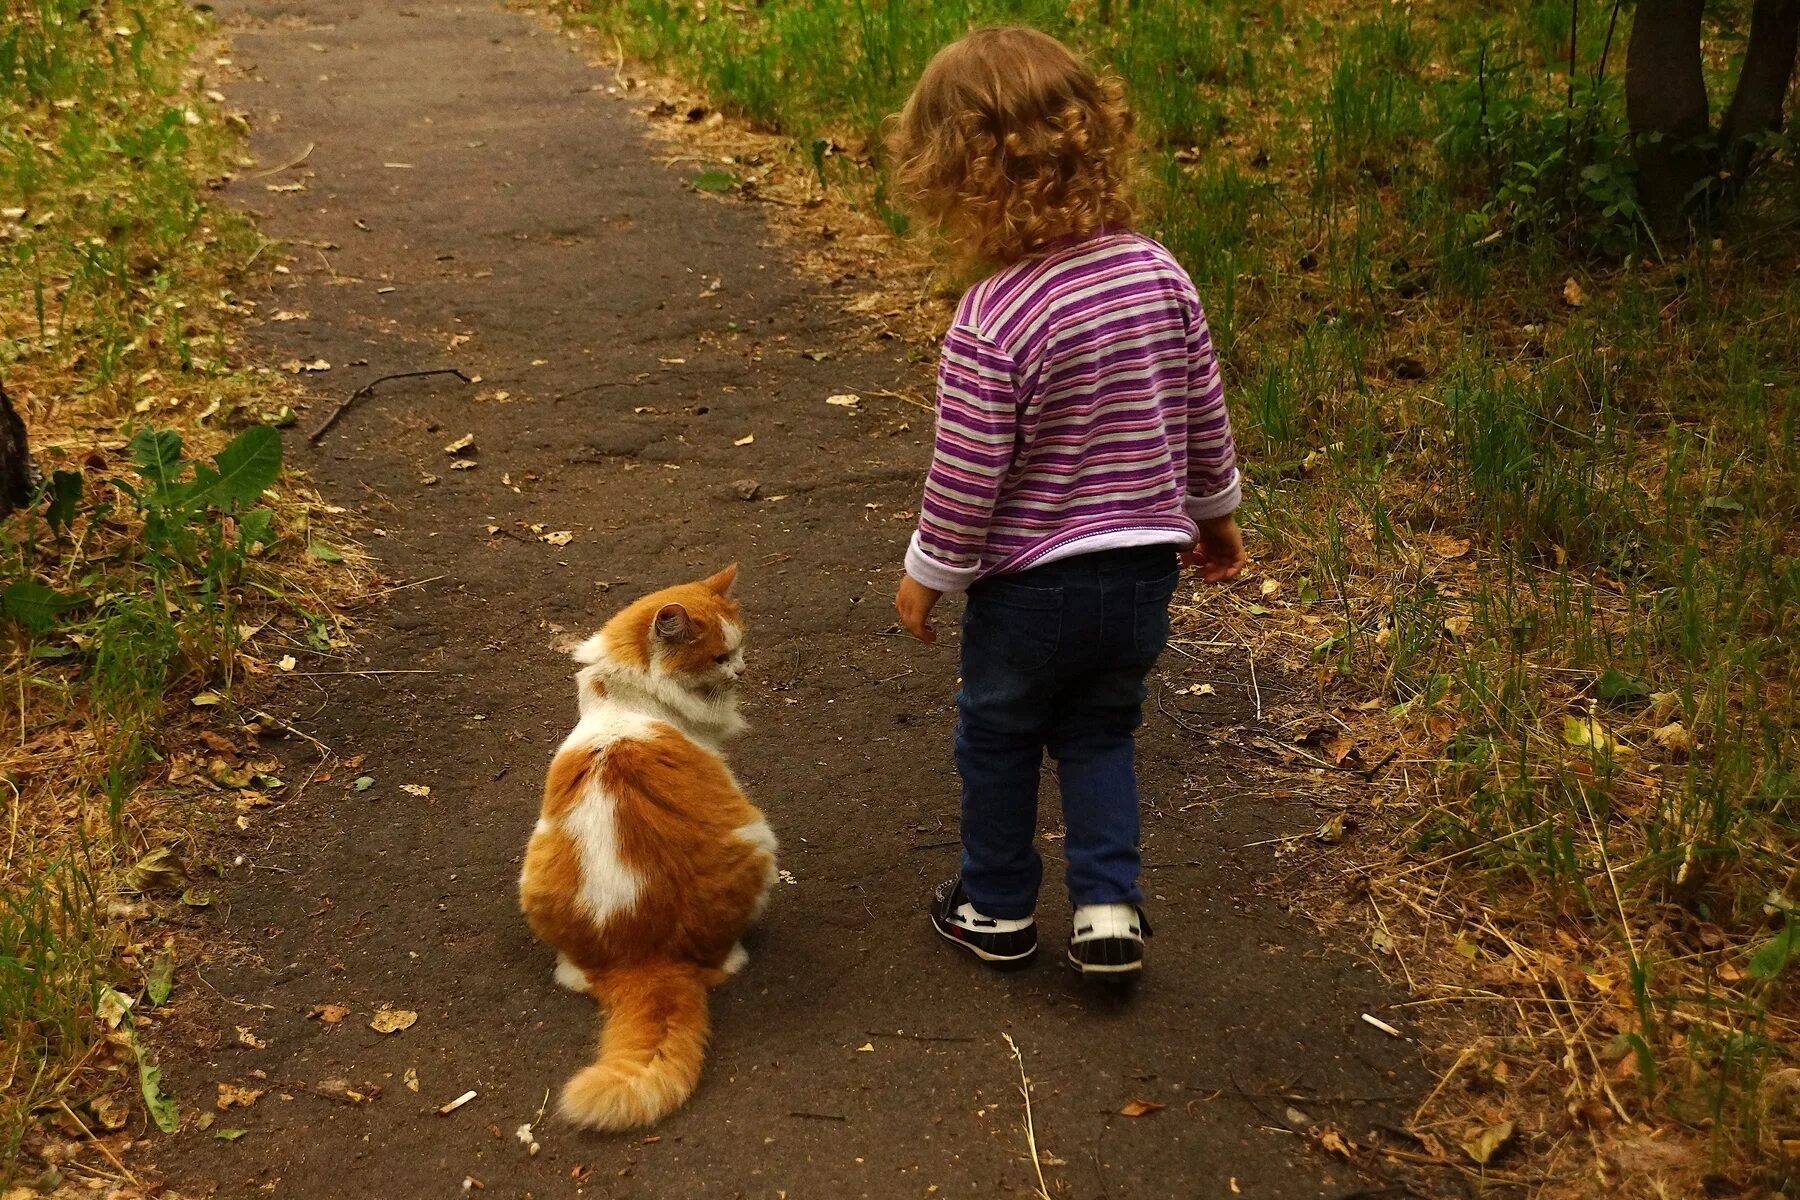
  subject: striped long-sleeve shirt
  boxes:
[903,229,1240,594]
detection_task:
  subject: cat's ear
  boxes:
[702,563,738,597]
[652,602,693,643]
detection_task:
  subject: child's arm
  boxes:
[1181,311,1246,582]
[905,323,1017,592]
[895,322,1017,642]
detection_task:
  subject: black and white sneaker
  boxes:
[930,878,1038,968]
[1067,904,1150,978]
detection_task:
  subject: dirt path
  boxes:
[161,3,1424,1195]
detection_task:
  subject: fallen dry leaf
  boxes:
[1119,1098,1164,1118]
[443,434,476,454]
[825,393,860,407]
[404,1067,420,1093]
[1462,1118,1515,1165]
[90,1093,130,1131]
[317,1077,372,1103]
[277,654,297,672]
[1562,277,1585,308]
[449,459,477,471]
[1422,532,1472,559]
[1652,721,1695,756]
[307,1002,350,1024]
[542,530,574,547]
[399,784,431,798]
[370,1007,419,1035]
[733,433,755,447]
[1313,1125,1356,1157]
[217,1081,265,1111]
[235,1025,266,1049]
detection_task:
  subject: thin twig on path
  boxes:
[786,1111,849,1122]
[363,574,445,599]
[308,368,472,443]
[864,1030,976,1044]
[285,668,440,677]
[863,387,934,413]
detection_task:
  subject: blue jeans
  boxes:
[955,544,1181,919]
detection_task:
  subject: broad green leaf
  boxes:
[308,541,345,563]
[134,1040,179,1133]
[208,425,282,509]
[1595,668,1651,707]
[690,169,737,194]
[129,427,186,493]
[215,1127,247,1141]
[2,579,74,635]
[44,469,82,533]
[1750,922,1796,981]
[238,506,275,552]
[146,956,175,1006]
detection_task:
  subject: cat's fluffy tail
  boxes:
[562,962,709,1130]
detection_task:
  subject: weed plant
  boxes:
[2,0,349,1176]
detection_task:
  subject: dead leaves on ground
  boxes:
[216,1081,265,1111]
[370,1006,419,1035]
[1118,1098,1164,1118]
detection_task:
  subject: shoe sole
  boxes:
[1066,949,1143,976]
[932,918,1038,966]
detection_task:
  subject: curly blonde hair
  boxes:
[887,26,1136,266]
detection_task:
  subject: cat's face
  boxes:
[601,565,746,694]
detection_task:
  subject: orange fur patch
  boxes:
[599,565,741,679]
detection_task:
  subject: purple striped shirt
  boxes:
[904,229,1240,593]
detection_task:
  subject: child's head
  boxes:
[887,26,1135,266]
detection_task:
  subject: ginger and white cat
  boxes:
[519,564,777,1130]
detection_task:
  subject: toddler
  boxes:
[888,27,1246,978]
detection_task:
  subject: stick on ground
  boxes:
[308,369,472,444]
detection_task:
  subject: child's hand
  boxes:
[1182,515,1246,582]
[895,575,944,644]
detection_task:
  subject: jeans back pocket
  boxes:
[965,580,1064,674]
[1132,569,1181,664]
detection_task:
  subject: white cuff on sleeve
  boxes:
[904,531,981,594]
[1184,468,1242,522]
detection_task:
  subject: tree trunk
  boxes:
[1720,0,1800,185]
[0,381,32,520]
[1626,0,1713,235]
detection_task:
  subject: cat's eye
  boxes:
[714,653,730,664]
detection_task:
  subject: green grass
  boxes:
[2,1,349,1177]
[563,0,1800,1176]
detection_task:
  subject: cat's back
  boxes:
[547,700,748,833]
